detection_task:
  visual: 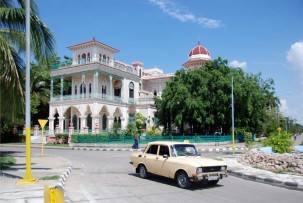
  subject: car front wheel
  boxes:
[176,171,192,189]
[138,165,148,179]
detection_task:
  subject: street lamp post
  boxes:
[231,76,235,149]
[17,0,37,185]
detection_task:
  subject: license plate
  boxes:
[208,176,219,180]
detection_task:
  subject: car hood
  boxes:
[176,156,226,167]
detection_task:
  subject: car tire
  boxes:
[207,180,219,186]
[176,171,192,189]
[138,165,148,179]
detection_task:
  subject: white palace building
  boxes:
[48,38,212,135]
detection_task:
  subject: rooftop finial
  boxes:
[198,34,201,45]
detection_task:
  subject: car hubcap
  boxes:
[179,174,186,186]
[140,167,145,176]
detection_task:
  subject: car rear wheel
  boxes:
[138,165,148,179]
[176,171,192,189]
[207,180,219,186]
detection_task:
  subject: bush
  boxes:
[70,133,108,143]
[244,132,253,148]
[55,133,69,144]
[263,131,293,153]
[0,132,25,143]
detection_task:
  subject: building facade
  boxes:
[48,38,211,135]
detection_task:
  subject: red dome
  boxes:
[188,41,210,57]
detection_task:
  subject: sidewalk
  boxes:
[0,152,72,203]
[0,140,302,203]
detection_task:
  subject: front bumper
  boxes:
[190,172,228,181]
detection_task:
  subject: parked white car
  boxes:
[130,141,228,188]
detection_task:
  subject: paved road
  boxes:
[42,148,303,203]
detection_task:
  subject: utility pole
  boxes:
[17,0,37,185]
[231,76,235,149]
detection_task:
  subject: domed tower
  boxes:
[182,41,212,70]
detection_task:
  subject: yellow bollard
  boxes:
[17,128,37,185]
[44,185,65,203]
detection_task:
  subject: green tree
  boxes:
[134,112,146,134]
[125,123,137,136]
[155,57,280,135]
[0,0,55,125]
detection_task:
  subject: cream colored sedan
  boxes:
[130,141,227,189]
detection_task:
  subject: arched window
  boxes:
[102,114,107,130]
[118,117,121,128]
[78,55,80,64]
[114,80,121,98]
[81,53,86,63]
[139,69,142,77]
[80,84,83,94]
[72,115,78,130]
[102,85,106,98]
[154,90,157,96]
[87,114,92,130]
[89,83,92,97]
[129,82,134,98]
[87,53,91,62]
[99,54,102,62]
[102,55,106,63]
[74,85,77,95]
[83,83,86,97]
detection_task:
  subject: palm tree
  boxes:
[0,0,55,124]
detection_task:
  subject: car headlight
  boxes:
[196,167,203,174]
[221,166,226,171]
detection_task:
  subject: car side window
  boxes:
[146,145,158,155]
[159,145,169,157]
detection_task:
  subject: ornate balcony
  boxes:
[50,93,154,105]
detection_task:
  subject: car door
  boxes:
[155,145,171,177]
[143,144,159,174]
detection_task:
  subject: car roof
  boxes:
[147,141,193,146]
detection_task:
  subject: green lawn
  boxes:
[0,154,16,169]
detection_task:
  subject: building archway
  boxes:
[99,105,109,131]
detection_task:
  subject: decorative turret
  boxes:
[182,41,212,70]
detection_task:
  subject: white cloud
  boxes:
[148,0,222,28]
[229,60,247,69]
[279,99,303,125]
[287,40,303,77]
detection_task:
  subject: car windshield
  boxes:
[172,144,198,156]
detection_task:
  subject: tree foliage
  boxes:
[263,131,293,153]
[155,57,280,135]
[0,0,55,127]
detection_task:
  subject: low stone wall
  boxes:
[239,151,303,174]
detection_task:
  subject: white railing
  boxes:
[51,94,154,105]
[55,57,137,75]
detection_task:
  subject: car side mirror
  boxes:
[163,154,168,159]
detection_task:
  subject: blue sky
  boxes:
[36,0,303,125]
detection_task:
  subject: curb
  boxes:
[228,169,303,191]
[56,166,72,190]
[55,161,73,202]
